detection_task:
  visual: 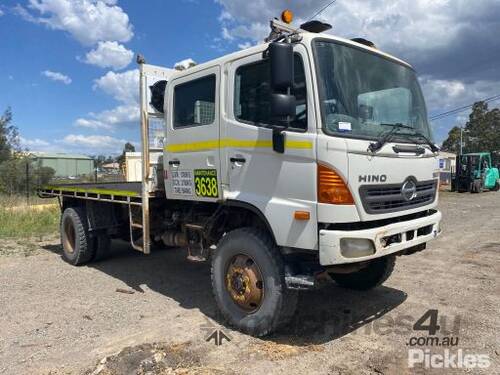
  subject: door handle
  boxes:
[230,157,246,163]
[169,160,180,166]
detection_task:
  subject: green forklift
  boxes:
[453,152,500,193]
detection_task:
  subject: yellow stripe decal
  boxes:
[42,185,140,197]
[165,138,313,153]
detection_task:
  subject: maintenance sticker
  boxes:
[171,169,194,196]
[194,169,219,198]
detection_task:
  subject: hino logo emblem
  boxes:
[359,174,387,183]
[401,179,417,201]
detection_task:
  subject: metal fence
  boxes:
[0,159,127,204]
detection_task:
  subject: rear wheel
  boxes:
[211,227,298,337]
[61,207,94,266]
[330,256,396,291]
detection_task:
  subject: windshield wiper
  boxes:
[368,123,414,153]
[368,123,439,154]
[398,131,440,153]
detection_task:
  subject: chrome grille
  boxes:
[359,180,437,214]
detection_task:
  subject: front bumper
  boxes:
[319,210,442,265]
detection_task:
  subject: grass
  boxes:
[0,195,60,238]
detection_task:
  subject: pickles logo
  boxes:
[200,318,232,346]
[407,310,490,369]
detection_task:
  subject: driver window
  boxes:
[234,54,307,131]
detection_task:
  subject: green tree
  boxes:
[441,101,500,156]
[0,107,20,162]
[92,155,107,169]
[441,126,462,154]
[116,142,136,167]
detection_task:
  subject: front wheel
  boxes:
[491,181,500,191]
[211,227,298,337]
[329,255,396,291]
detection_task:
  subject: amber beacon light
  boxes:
[318,164,354,204]
[281,9,294,24]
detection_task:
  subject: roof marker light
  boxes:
[281,9,293,24]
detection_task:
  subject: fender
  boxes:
[223,199,277,244]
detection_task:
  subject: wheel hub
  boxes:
[62,217,76,254]
[225,254,264,312]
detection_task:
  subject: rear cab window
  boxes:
[173,75,216,128]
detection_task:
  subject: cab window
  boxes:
[234,55,307,131]
[174,74,216,128]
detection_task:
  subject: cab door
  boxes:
[220,45,318,250]
[165,66,221,201]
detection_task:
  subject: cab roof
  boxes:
[168,30,413,81]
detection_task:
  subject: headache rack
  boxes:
[38,57,171,255]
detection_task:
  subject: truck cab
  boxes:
[161,21,441,266]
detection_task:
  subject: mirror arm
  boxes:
[272,129,286,154]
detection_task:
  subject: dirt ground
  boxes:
[0,192,498,374]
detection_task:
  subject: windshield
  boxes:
[314,40,433,142]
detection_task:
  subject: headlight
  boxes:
[340,238,375,258]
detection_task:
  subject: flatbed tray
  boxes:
[37,182,157,205]
[41,182,142,197]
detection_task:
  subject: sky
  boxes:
[0,0,499,155]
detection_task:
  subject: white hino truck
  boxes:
[39,13,442,336]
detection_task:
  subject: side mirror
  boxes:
[270,95,295,154]
[270,93,296,118]
[269,42,294,91]
[268,42,295,153]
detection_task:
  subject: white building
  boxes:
[437,151,457,185]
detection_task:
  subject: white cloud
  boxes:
[75,69,139,129]
[221,27,234,41]
[58,134,130,152]
[238,42,251,50]
[218,10,232,22]
[76,65,178,129]
[83,41,133,70]
[223,22,268,43]
[75,104,138,130]
[0,9,4,17]
[215,0,500,69]
[93,69,139,103]
[420,77,499,113]
[215,0,477,50]
[174,58,197,71]
[17,0,133,46]
[22,138,50,147]
[19,134,135,154]
[42,70,72,84]
[20,137,51,149]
